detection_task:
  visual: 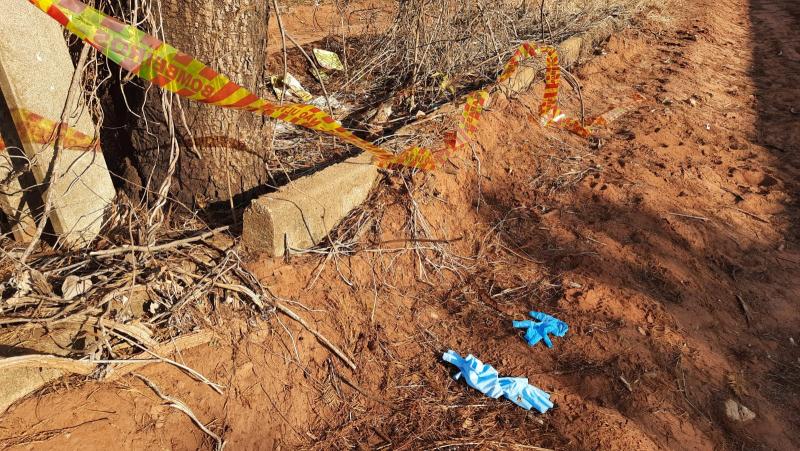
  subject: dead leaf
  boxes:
[30,270,53,296]
[62,275,93,301]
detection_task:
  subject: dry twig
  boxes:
[90,226,229,257]
[19,43,91,264]
[135,373,226,451]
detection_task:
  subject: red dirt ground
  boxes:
[1,0,799,449]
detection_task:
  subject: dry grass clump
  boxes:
[766,354,800,418]
[312,388,567,449]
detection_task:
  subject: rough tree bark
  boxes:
[115,0,274,208]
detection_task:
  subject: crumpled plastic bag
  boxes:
[513,311,568,348]
[443,350,554,413]
[270,73,313,102]
[313,48,345,71]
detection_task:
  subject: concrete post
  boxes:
[0,0,115,247]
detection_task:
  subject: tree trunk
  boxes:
[121,0,274,208]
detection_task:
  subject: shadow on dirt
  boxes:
[749,0,800,242]
[479,170,798,447]
[748,0,800,434]
[470,10,800,441]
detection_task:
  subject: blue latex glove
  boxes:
[442,350,504,398]
[512,311,568,348]
[498,377,554,412]
[442,350,553,413]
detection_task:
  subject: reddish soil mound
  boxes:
[1,0,798,449]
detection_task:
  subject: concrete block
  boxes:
[243,153,379,256]
[558,35,586,68]
[499,20,618,95]
[0,366,63,414]
[0,0,115,247]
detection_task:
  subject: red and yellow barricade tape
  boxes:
[0,108,99,152]
[25,0,638,172]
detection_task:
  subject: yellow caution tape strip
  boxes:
[0,108,99,152]
[27,0,639,172]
